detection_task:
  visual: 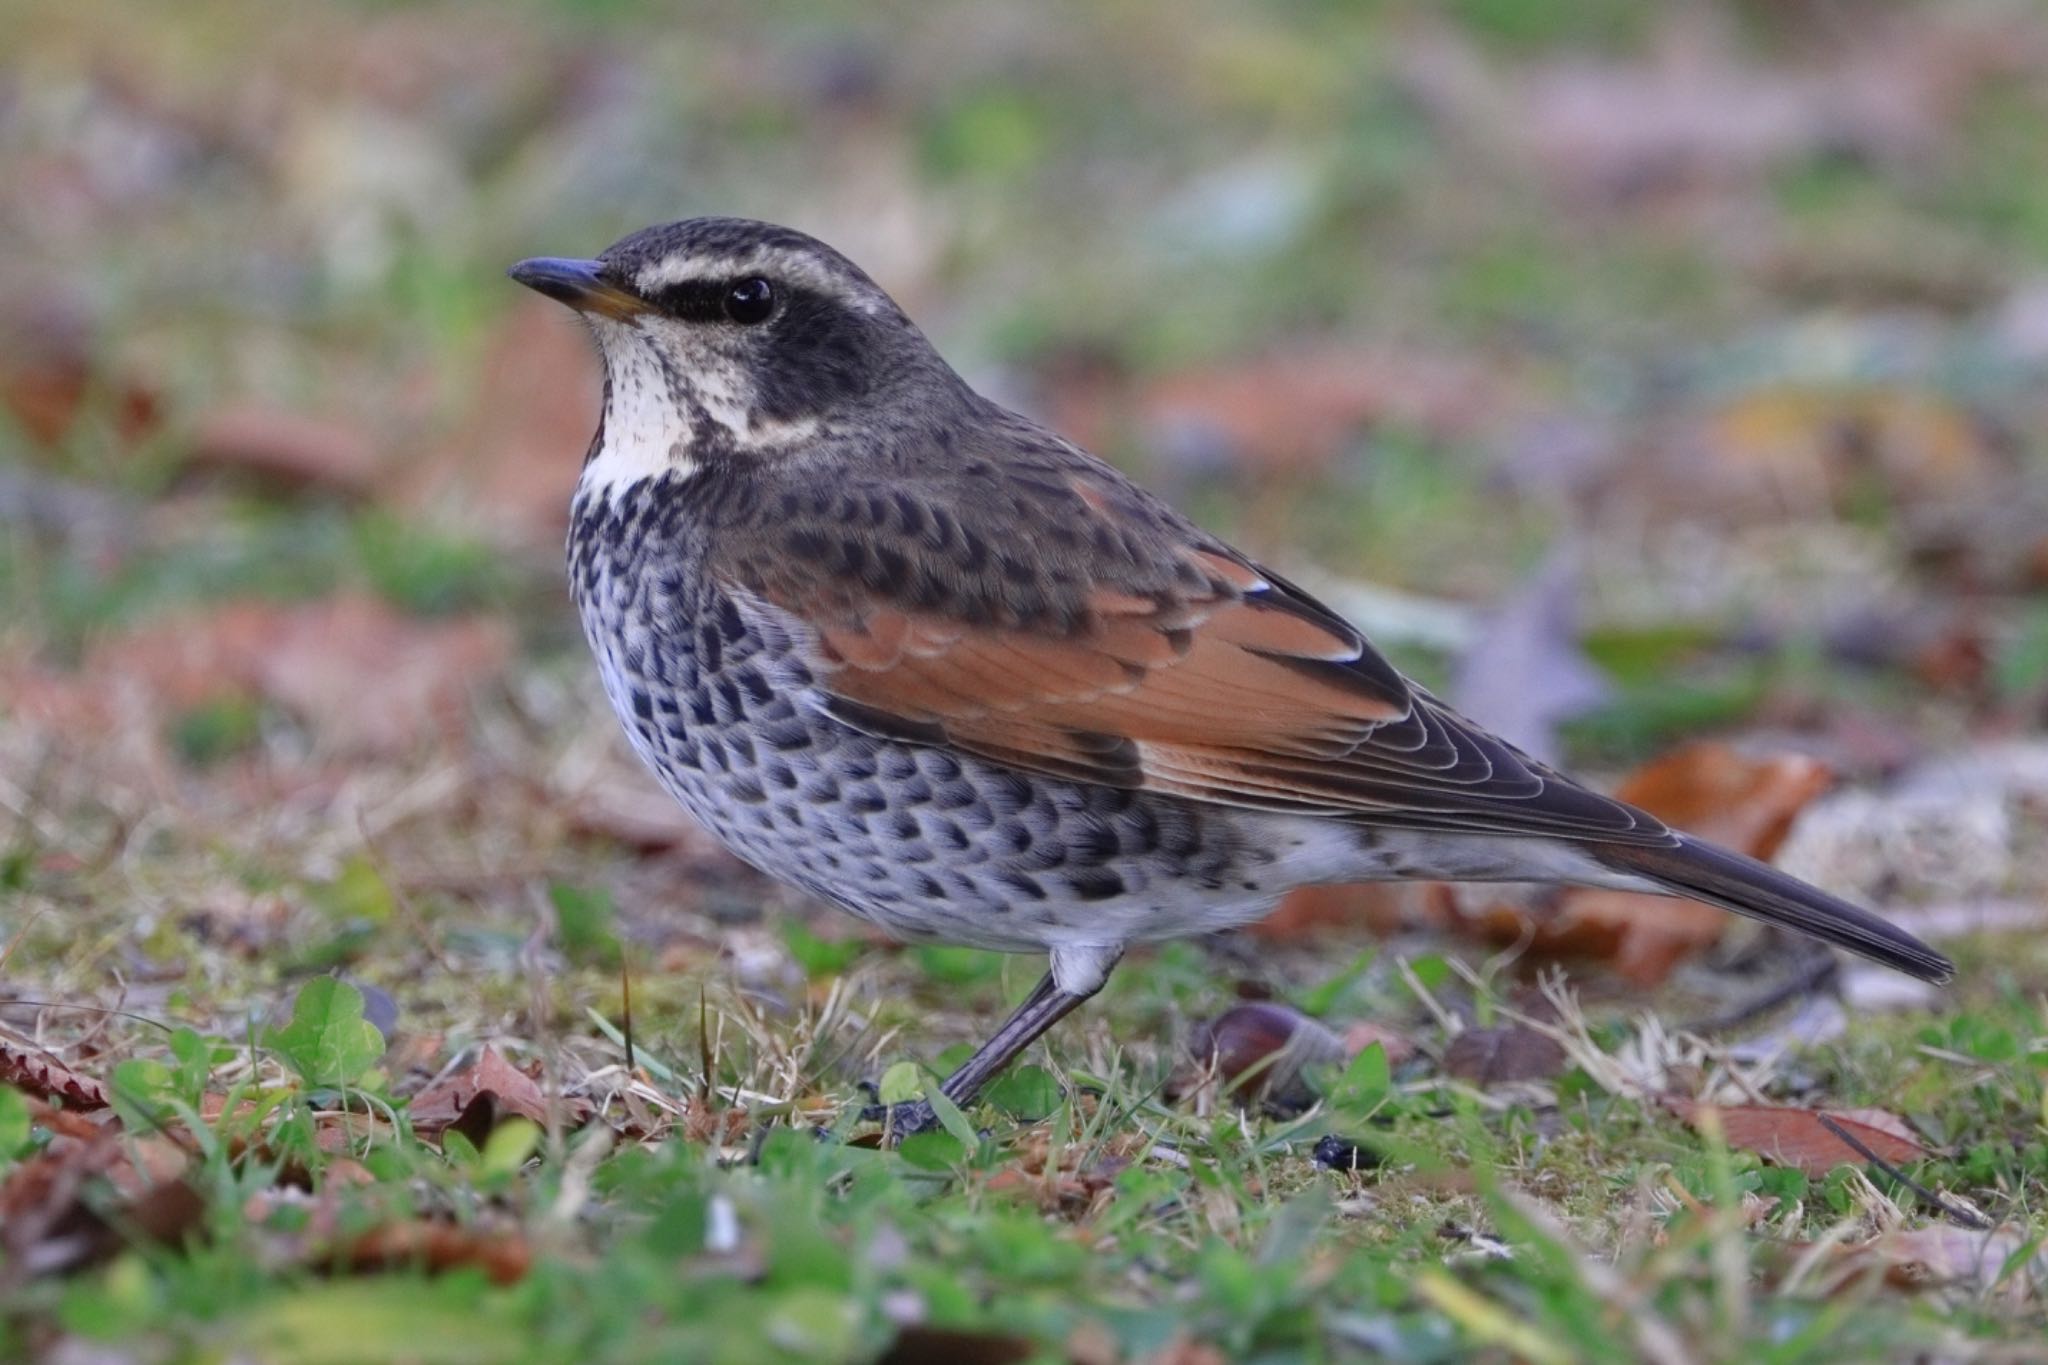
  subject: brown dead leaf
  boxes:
[678,1094,750,1146]
[183,404,382,497]
[1441,743,1835,985]
[1492,8,2024,202]
[0,302,161,451]
[0,1036,110,1111]
[1698,386,2001,515]
[1664,1098,1933,1176]
[254,596,511,755]
[981,1129,1134,1217]
[1855,1226,2044,1303]
[408,1045,592,1145]
[1173,1002,1346,1114]
[1766,1224,2044,1304]
[85,593,510,757]
[0,1130,201,1277]
[1139,345,1509,477]
[1442,1026,1567,1088]
[1611,742,1834,862]
[335,1217,532,1286]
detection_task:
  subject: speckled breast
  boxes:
[566,476,1314,954]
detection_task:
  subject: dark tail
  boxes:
[1594,835,1953,984]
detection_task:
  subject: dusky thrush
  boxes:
[511,218,1950,1133]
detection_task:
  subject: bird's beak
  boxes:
[506,257,647,320]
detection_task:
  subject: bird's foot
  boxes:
[856,1098,943,1140]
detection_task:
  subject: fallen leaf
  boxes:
[1664,1098,1933,1175]
[678,1093,749,1146]
[1854,1226,2044,1303]
[0,1036,111,1111]
[335,1217,532,1286]
[251,596,512,756]
[182,404,382,497]
[1494,9,2010,200]
[1692,385,2000,515]
[0,1129,201,1277]
[1442,1026,1567,1088]
[563,767,718,854]
[86,593,511,757]
[1139,345,1510,478]
[408,1046,592,1145]
[0,302,161,451]
[1611,742,1834,860]
[1442,743,1836,985]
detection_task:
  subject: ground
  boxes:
[4,1,2048,1361]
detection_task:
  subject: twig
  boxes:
[620,958,636,1077]
[1816,1113,1991,1231]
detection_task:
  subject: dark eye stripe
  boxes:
[642,279,731,322]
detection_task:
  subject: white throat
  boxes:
[577,321,819,501]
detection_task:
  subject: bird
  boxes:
[509,217,1952,1134]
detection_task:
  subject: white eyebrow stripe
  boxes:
[630,247,884,314]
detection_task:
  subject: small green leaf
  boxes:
[877,1061,927,1107]
[1329,1042,1391,1116]
[1405,954,1452,992]
[897,1129,967,1171]
[984,1064,1060,1120]
[1291,949,1377,1017]
[548,883,621,966]
[267,978,386,1088]
[480,1117,541,1175]
[924,1086,979,1150]
[909,944,1006,986]
[439,1129,481,1168]
[778,919,862,980]
[168,696,263,765]
[109,1059,179,1131]
[0,1086,29,1162]
[312,857,395,925]
[168,1027,213,1101]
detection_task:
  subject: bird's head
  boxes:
[510,217,961,493]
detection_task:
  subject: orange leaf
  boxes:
[1665,1098,1932,1175]
[338,1218,533,1285]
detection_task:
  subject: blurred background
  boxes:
[6,0,2048,1020]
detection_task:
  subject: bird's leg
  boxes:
[871,945,1120,1140]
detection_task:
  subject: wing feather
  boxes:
[727,446,1671,847]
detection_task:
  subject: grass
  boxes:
[8,0,2048,1358]
[6,862,2047,1362]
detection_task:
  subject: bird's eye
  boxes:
[723,277,774,325]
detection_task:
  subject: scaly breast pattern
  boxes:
[567,476,1365,953]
